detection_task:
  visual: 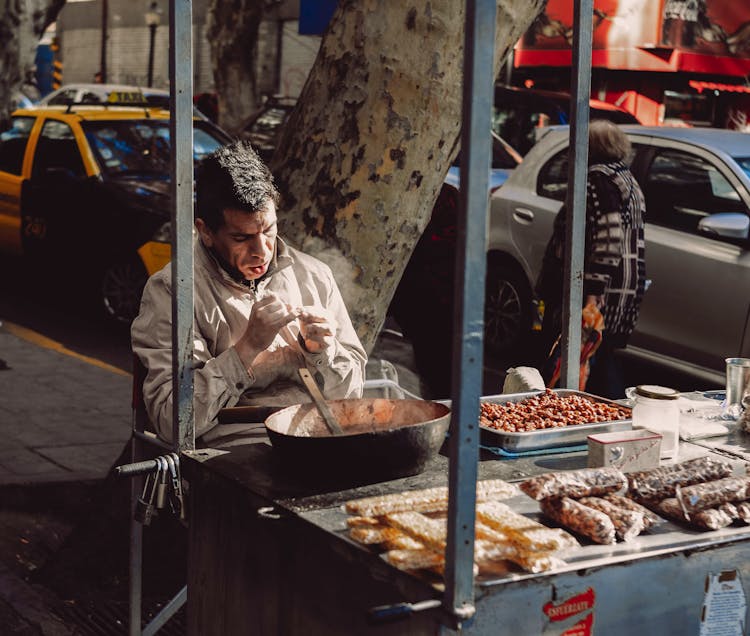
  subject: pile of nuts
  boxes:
[480,389,631,433]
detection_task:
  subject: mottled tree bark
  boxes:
[0,0,65,129]
[272,0,546,352]
[207,0,266,134]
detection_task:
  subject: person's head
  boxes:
[195,141,281,282]
[588,119,631,164]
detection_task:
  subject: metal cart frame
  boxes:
[127,0,596,632]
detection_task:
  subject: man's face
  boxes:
[196,202,278,281]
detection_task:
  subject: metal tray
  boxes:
[479,389,632,452]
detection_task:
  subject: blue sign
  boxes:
[299,0,338,35]
[35,45,55,97]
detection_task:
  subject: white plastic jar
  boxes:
[632,385,681,459]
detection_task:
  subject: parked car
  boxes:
[38,83,171,109]
[488,125,750,386]
[493,84,641,156]
[0,97,231,322]
[37,83,216,123]
[238,96,297,164]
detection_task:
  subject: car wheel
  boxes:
[101,258,148,323]
[484,262,532,356]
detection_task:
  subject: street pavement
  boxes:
[0,320,133,486]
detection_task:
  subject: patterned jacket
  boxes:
[537,160,646,347]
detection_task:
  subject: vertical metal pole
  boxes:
[100,0,108,83]
[560,0,593,389]
[444,0,495,625]
[128,438,143,636]
[170,0,195,451]
[147,25,156,88]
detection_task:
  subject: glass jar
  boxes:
[632,385,681,459]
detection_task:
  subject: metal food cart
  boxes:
[123,0,750,634]
[180,431,750,635]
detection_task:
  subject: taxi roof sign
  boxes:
[107,90,148,105]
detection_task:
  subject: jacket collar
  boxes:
[195,235,294,292]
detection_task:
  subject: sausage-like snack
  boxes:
[658,498,735,531]
[718,502,739,522]
[736,501,750,524]
[602,494,662,529]
[675,476,750,514]
[578,496,645,542]
[627,457,733,503]
[520,467,627,501]
[540,497,616,545]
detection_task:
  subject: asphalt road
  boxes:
[0,251,720,398]
[0,254,134,373]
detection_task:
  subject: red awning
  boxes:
[689,80,750,94]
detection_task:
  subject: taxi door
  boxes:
[20,116,93,259]
[0,115,37,254]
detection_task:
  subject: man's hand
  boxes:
[235,293,297,366]
[297,307,338,353]
[250,347,303,388]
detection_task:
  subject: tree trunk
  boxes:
[207,0,265,134]
[0,0,65,129]
[272,0,546,353]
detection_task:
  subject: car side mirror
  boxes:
[697,213,750,241]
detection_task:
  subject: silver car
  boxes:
[488,125,750,386]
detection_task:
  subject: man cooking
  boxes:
[131,140,367,447]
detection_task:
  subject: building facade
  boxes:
[54,0,322,100]
[512,0,750,129]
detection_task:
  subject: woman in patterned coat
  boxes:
[536,120,647,398]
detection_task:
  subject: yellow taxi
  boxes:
[0,92,230,321]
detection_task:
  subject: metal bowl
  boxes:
[264,398,450,481]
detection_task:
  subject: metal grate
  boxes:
[58,598,185,636]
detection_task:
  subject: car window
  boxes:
[194,126,225,162]
[46,89,78,106]
[32,120,86,178]
[537,149,569,201]
[736,156,750,181]
[243,106,292,158]
[80,91,103,105]
[250,107,290,138]
[0,116,35,175]
[82,120,226,177]
[643,148,748,234]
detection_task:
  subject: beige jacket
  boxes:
[131,237,367,446]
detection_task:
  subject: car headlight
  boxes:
[152,222,172,243]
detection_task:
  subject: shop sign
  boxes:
[543,587,595,635]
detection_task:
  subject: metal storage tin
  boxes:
[479,389,632,452]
